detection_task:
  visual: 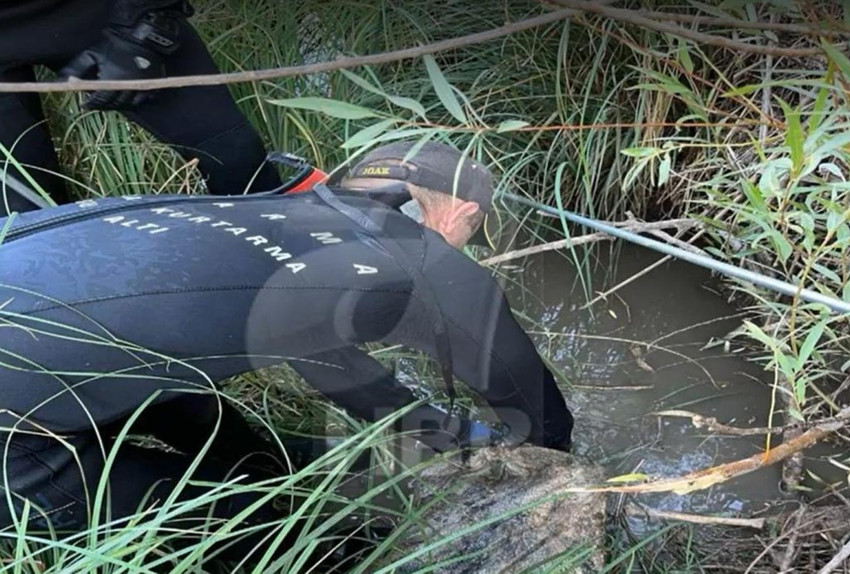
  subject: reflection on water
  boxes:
[502,243,784,516]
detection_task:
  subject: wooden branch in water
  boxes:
[649,409,784,436]
[0,9,584,94]
[571,384,653,391]
[627,503,766,529]
[651,408,850,437]
[550,0,835,57]
[564,406,850,495]
[481,218,700,266]
[480,232,610,266]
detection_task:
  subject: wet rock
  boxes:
[395,446,606,573]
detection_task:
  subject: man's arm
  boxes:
[289,346,485,453]
[384,235,573,451]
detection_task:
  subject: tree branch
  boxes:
[627,503,767,529]
[550,0,836,58]
[481,217,700,266]
[0,9,582,94]
[650,409,783,436]
[651,407,850,437]
[626,8,847,36]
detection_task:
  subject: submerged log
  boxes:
[394,446,606,573]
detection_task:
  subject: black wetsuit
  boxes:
[0,0,280,213]
[0,190,572,537]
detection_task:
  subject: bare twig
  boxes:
[0,9,582,94]
[628,503,767,529]
[550,0,834,57]
[481,232,609,265]
[571,384,653,391]
[777,507,808,573]
[760,15,775,144]
[646,228,705,254]
[651,407,850,436]
[650,409,783,436]
[480,217,700,265]
[580,251,673,310]
[817,538,850,574]
[535,212,697,230]
[781,420,805,492]
[543,218,704,311]
[745,505,807,574]
[626,8,847,36]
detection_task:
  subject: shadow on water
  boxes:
[501,242,786,517]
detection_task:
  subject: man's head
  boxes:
[339,141,494,248]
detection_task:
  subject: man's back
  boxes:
[0,191,571,450]
[0,193,421,427]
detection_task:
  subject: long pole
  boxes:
[500,193,850,315]
[2,172,50,210]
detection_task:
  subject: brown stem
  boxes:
[550,0,835,57]
[480,218,700,266]
[627,503,767,529]
[626,8,847,36]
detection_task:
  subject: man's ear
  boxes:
[452,199,480,220]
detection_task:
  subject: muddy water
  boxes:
[502,243,785,516]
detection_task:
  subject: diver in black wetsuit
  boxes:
[0,141,572,555]
[0,0,281,214]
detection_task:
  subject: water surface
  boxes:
[501,243,785,516]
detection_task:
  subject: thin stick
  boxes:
[481,232,610,265]
[482,218,700,266]
[778,507,807,573]
[627,8,847,36]
[628,504,767,529]
[579,220,712,310]
[652,407,850,437]
[650,409,783,436]
[551,0,833,57]
[571,384,653,391]
[646,229,705,255]
[0,9,582,94]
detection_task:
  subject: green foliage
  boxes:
[701,80,850,416]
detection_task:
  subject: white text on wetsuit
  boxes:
[96,201,381,276]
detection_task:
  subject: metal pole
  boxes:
[500,193,850,315]
[2,172,50,210]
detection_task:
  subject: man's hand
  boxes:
[58,11,184,111]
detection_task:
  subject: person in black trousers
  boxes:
[0,0,281,215]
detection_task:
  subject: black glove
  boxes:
[58,11,184,111]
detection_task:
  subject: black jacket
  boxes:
[0,191,573,451]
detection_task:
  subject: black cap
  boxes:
[344,141,494,213]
